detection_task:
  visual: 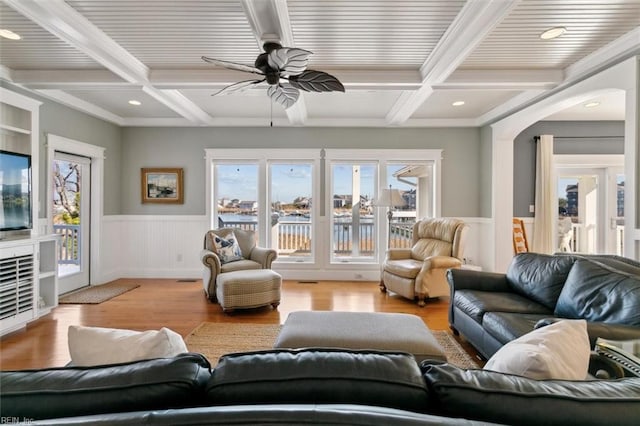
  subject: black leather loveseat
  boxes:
[2,348,639,425]
[447,253,640,359]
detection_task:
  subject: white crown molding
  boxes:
[386,0,519,125]
[38,89,125,125]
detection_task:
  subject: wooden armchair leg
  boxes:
[379,280,387,293]
[417,293,426,307]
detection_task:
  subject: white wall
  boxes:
[97,215,492,283]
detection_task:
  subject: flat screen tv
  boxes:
[0,150,32,232]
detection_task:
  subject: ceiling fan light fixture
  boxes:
[452,101,465,106]
[203,42,344,109]
[540,26,566,40]
[0,29,21,40]
[584,101,600,108]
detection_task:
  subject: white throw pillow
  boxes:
[68,325,188,366]
[483,319,590,380]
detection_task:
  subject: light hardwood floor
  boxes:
[0,279,482,370]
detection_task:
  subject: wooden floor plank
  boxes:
[0,279,482,370]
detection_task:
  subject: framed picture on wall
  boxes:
[141,167,184,204]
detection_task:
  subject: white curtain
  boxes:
[532,134,555,253]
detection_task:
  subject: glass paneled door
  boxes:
[269,162,314,262]
[330,163,376,262]
[556,167,624,255]
[53,152,90,294]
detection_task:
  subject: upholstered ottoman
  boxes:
[215,269,281,313]
[274,311,447,363]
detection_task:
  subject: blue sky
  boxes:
[216,163,415,203]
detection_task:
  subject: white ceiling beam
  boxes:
[11,68,422,90]
[439,69,563,90]
[38,90,125,125]
[3,0,213,124]
[240,0,307,125]
[386,0,519,125]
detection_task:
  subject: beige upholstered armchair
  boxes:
[200,227,277,302]
[380,218,468,306]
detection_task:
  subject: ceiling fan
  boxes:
[202,42,344,109]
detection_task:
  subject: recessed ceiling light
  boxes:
[452,101,465,107]
[128,100,142,106]
[540,26,567,40]
[0,29,21,40]
[584,101,600,108]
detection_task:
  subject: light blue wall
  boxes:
[120,126,484,217]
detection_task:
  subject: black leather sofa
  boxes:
[447,253,640,359]
[2,349,639,425]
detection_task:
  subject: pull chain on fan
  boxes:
[202,42,344,110]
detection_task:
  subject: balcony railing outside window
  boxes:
[219,217,415,257]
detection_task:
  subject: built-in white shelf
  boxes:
[0,123,32,135]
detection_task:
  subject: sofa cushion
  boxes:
[482,312,550,345]
[483,319,590,380]
[506,253,576,310]
[68,325,188,366]
[555,259,640,326]
[0,353,211,420]
[206,349,429,413]
[454,290,552,323]
[421,362,640,426]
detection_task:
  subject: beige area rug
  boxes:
[59,282,140,304]
[185,322,479,369]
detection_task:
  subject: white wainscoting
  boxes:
[98,215,495,283]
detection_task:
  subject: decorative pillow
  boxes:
[211,231,243,264]
[68,325,188,366]
[483,319,590,380]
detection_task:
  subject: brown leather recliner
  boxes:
[380,218,468,306]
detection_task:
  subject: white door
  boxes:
[53,152,90,294]
[556,166,623,255]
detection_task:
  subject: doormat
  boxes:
[185,322,479,369]
[59,282,140,304]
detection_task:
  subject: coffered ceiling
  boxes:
[1,0,638,127]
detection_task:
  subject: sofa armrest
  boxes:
[249,246,277,268]
[446,268,511,292]
[200,249,221,270]
[421,362,640,426]
[423,255,462,270]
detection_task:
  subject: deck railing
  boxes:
[219,218,415,255]
[53,224,81,265]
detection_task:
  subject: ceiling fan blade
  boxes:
[267,83,300,109]
[201,56,263,75]
[267,48,311,76]
[212,79,266,96]
[288,70,345,93]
